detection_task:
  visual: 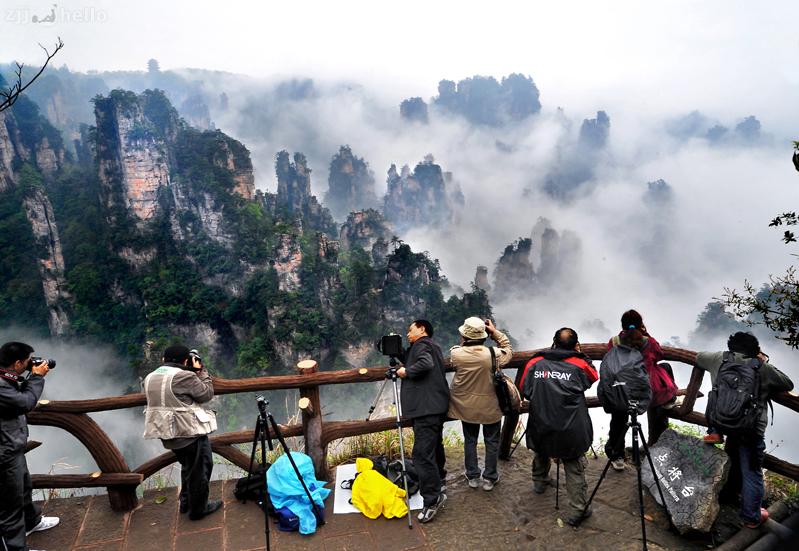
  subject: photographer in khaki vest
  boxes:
[143,344,221,520]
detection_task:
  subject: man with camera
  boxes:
[143,344,221,520]
[518,328,598,527]
[0,342,60,551]
[396,320,450,523]
[697,332,794,529]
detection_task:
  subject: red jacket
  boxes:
[519,353,598,390]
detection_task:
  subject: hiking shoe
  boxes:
[26,516,59,536]
[703,433,724,444]
[417,493,447,523]
[467,477,480,489]
[743,508,769,529]
[482,479,497,491]
[533,478,554,494]
[189,500,223,520]
[611,458,626,471]
[566,506,593,527]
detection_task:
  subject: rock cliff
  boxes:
[324,145,379,220]
[383,155,462,234]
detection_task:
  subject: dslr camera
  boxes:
[29,356,56,370]
[188,349,203,369]
[375,333,403,358]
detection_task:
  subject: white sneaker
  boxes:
[611,458,626,472]
[26,516,60,536]
[467,477,480,489]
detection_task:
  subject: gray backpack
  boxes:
[598,342,652,414]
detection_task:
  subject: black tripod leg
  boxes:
[267,413,326,526]
[244,417,262,498]
[629,420,650,551]
[583,458,613,517]
[508,427,526,459]
[259,418,271,551]
[639,433,672,526]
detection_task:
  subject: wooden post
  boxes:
[297,360,328,480]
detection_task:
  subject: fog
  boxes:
[3,0,798,470]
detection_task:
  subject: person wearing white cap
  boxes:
[447,317,512,491]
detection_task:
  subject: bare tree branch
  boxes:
[0,37,64,113]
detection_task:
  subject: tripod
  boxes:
[366,356,414,529]
[244,396,326,551]
[581,403,671,551]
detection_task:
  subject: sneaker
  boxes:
[26,516,59,536]
[611,458,626,472]
[467,477,480,489]
[566,506,593,527]
[482,479,497,491]
[703,433,724,445]
[189,500,223,521]
[417,493,447,523]
[440,483,447,493]
[743,508,769,529]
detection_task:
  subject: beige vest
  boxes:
[143,366,217,440]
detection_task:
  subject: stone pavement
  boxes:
[29,451,720,551]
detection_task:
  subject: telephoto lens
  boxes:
[30,357,56,369]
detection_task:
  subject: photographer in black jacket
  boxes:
[0,342,59,551]
[397,319,450,523]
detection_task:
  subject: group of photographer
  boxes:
[394,309,794,531]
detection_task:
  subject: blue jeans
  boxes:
[727,435,766,524]
[462,420,501,482]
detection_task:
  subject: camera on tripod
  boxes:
[29,356,56,370]
[375,333,403,357]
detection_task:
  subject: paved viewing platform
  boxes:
[29,450,752,551]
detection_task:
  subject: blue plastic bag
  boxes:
[266,451,330,534]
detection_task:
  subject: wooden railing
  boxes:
[27,345,799,512]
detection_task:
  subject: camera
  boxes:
[29,356,56,370]
[188,349,203,369]
[375,333,403,357]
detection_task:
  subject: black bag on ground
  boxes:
[705,352,763,436]
[234,463,275,514]
[597,343,652,415]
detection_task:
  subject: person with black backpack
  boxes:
[519,328,598,527]
[698,332,793,529]
[599,310,677,472]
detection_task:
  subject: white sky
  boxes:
[3,0,799,133]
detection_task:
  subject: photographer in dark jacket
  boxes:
[519,328,598,527]
[0,342,59,551]
[397,319,450,523]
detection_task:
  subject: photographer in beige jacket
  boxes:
[447,317,512,490]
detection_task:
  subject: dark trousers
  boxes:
[605,363,674,459]
[0,453,41,551]
[722,435,766,523]
[172,436,213,517]
[462,420,501,482]
[412,414,447,507]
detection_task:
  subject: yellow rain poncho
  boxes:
[350,457,408,519]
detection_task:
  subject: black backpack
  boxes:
[597,341,652,415]
[233,463,275,514]
[705,353,763,436]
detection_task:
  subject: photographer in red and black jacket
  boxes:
[518,328,598,527]
[0,342,59,551]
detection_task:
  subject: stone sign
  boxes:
[641,428,730,534]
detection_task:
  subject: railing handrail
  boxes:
[26,345,799,511]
